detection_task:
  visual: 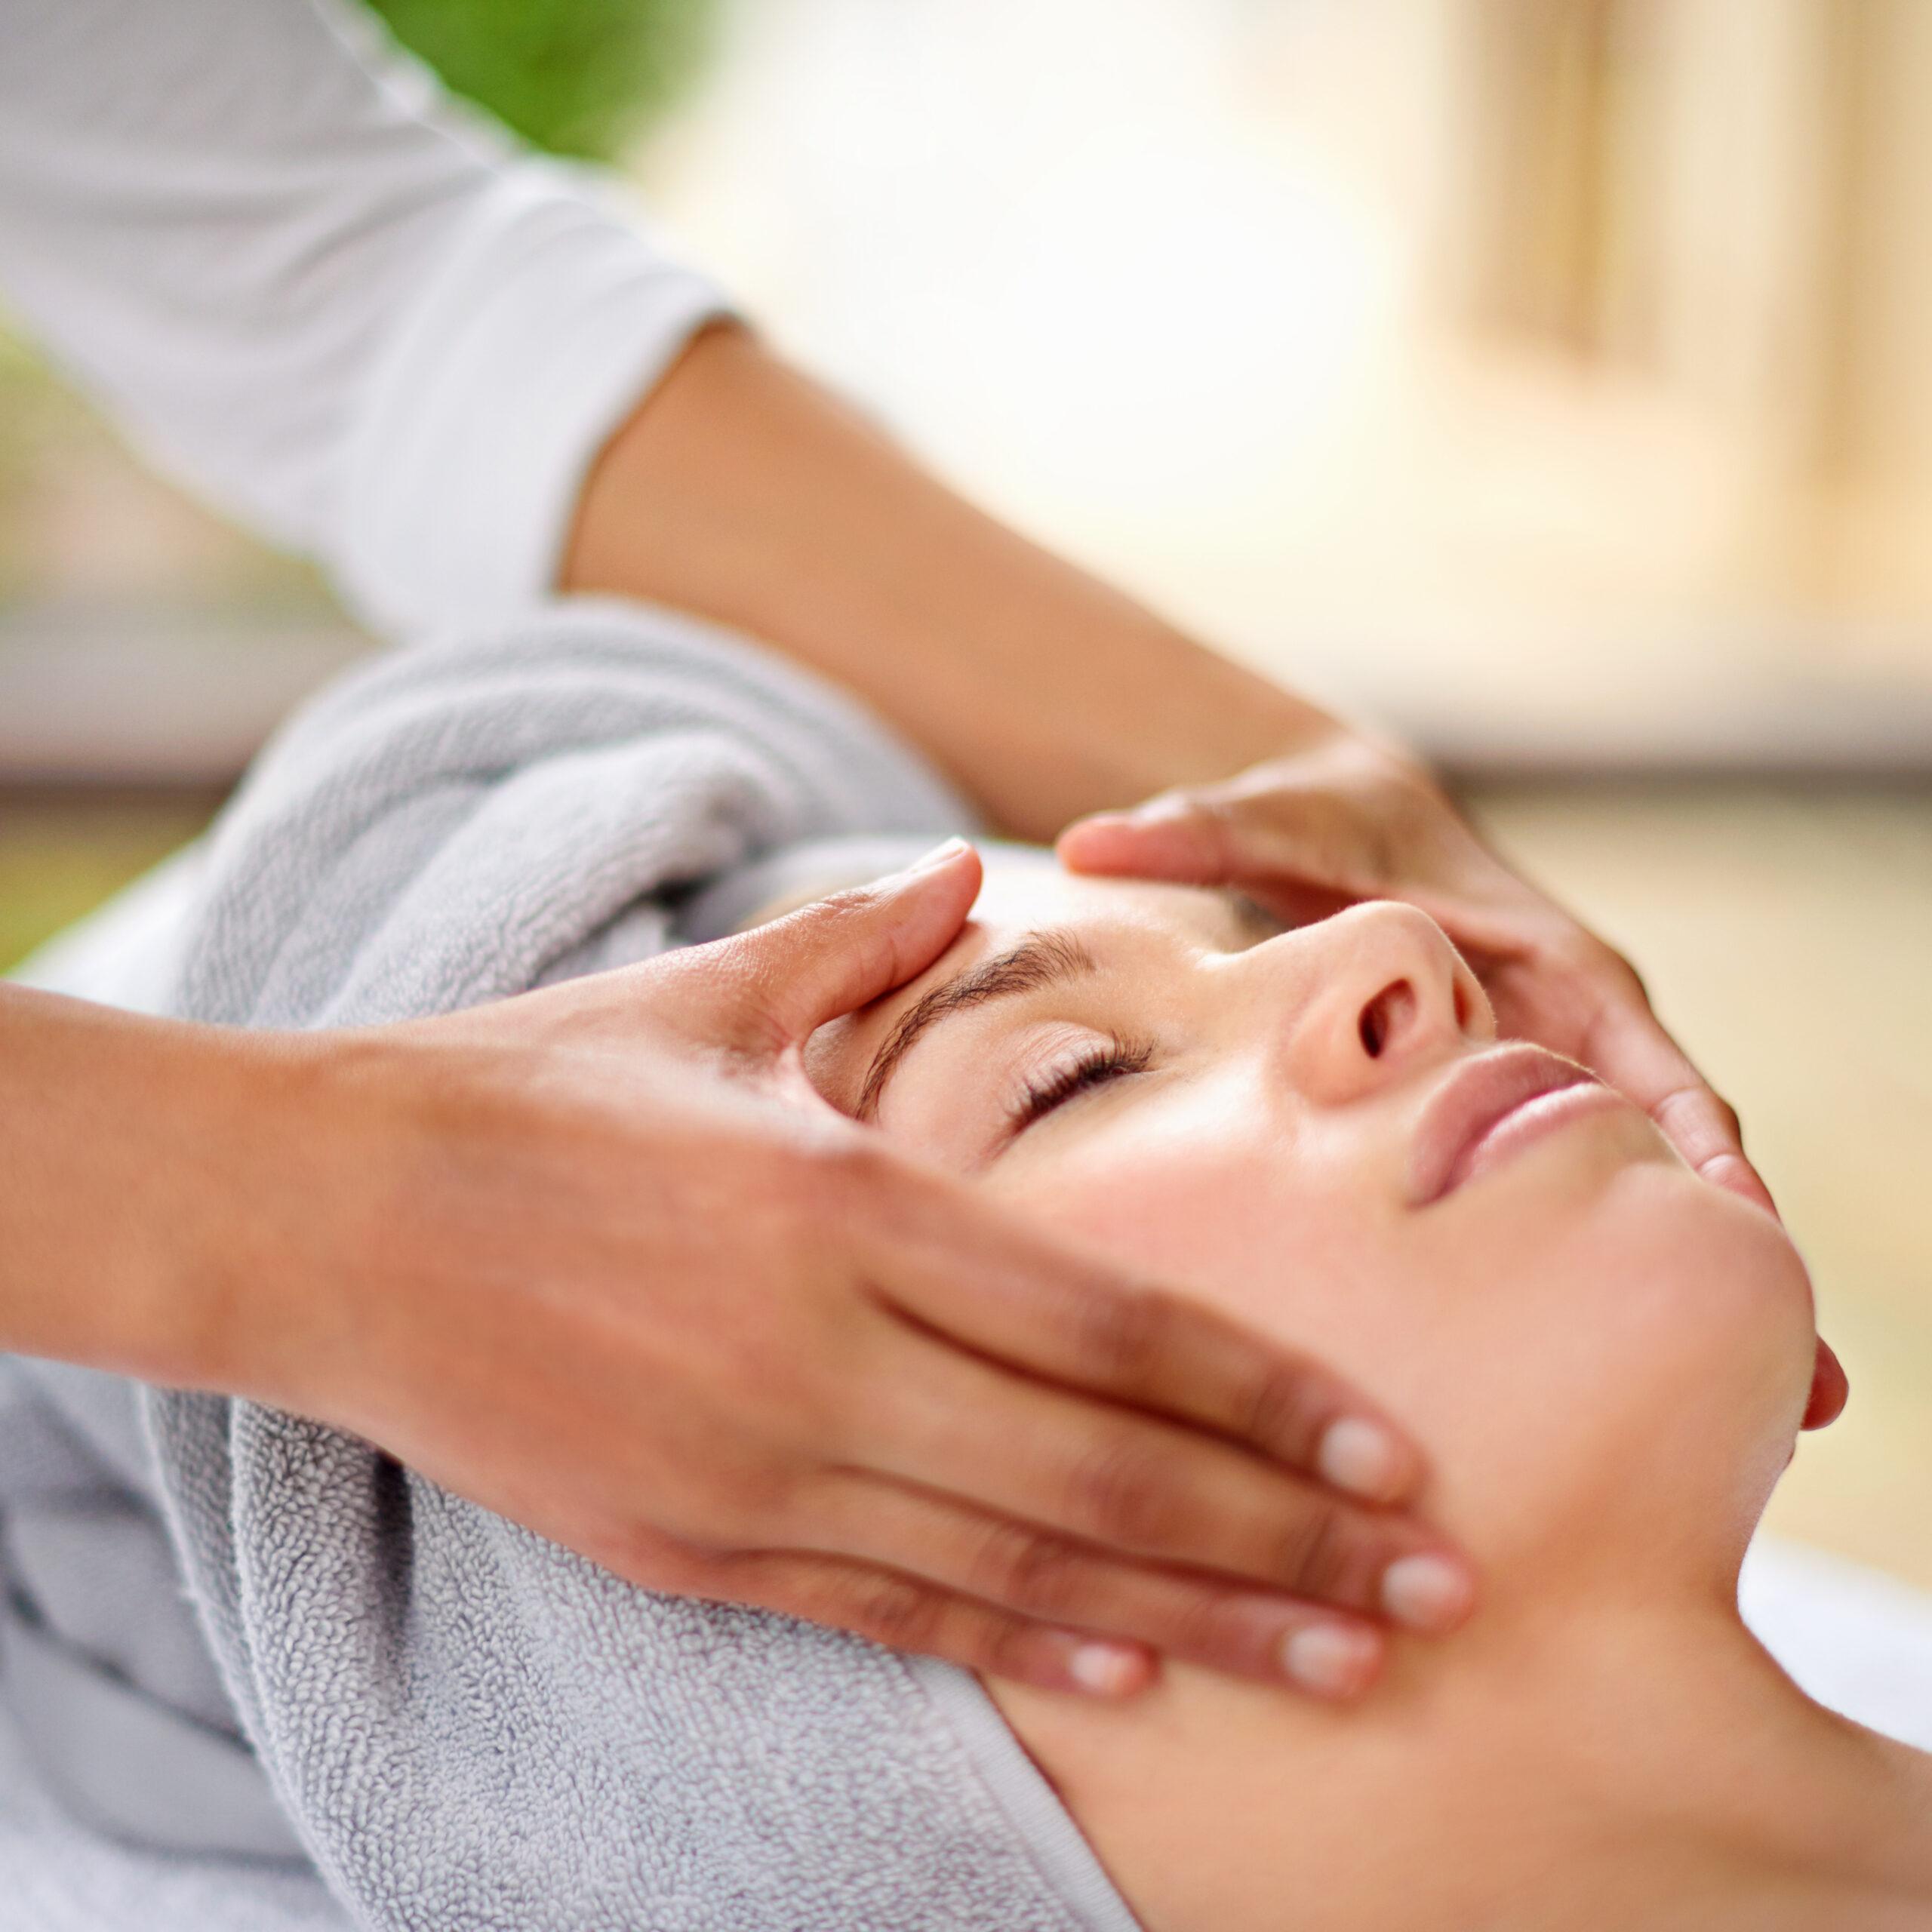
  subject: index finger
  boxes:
[1576,983,1777,1214]
[857,1171,1426,1507]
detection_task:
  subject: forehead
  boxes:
[865,856,1271,1046]
[963,853,1264,954]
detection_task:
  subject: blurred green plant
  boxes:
[0,801,217,974]
[367,0,718,162]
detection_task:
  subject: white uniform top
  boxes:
[0,0,733,635]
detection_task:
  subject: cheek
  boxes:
[1388,1154,1817,1571]
[989,1097,1816,1585]
[1012,1147,1266,1285]
[989,1099,1417,1385]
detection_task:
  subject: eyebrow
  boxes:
[855,928,1100,1120]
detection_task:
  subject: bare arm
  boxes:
[563,322,1340,838]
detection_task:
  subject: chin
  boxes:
[1585,1156,1818,1466]
[1438,1147,1818,1571]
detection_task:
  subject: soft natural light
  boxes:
[634,0,1932,752]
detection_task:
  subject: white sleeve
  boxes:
[0,0,734,635]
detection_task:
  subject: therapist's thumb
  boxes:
[718,838,981,1048]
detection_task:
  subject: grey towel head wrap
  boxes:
[0,599,1141,1932]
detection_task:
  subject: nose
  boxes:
[1249,902,1493,1108]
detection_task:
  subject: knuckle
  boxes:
[973,1521,1084,1615]
[1066,1437,1180,1548]
[1072,1284,1171,1389]
[972,1616,1050,1683]
[697,1457,808,1544]
[1133,786,1244,871]
[1561,928,1641,997]
[797,879,912,959]
[847,1574,944,1653]
[764,886,879,956]
[1158,1586,1244,1660]
[1232,1359,1324,1457]
[1275,1500,1350,1600]
[1604,946,1648,998]
[809,882,883,923]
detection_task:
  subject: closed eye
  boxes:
[1011,1038,1155,1134]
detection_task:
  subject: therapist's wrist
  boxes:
[52,1011,410,1420]
[0,989,301,1393]
[171,1025,436,1421]
[122,1022,342,1404]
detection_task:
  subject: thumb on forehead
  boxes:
[728,838,981,1048]
[1057,798,1242,885]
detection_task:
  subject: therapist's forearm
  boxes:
[561,322,1345,840]
[0,985,275,1386]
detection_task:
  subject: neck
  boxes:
[1020,1571,1932,1932]
[1222,1580,1932,1932]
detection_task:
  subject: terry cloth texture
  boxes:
[0,598,1143,1932]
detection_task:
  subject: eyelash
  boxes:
[1013,1038,1155,1132]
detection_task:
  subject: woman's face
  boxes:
[808,854,1822,1587]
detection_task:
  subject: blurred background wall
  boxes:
[3,0,1928,1580]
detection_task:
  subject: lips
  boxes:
[1408,1044,1612,1205]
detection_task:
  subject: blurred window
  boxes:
[6,0,1932,780]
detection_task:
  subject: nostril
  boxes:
[1358,979,1416,1059]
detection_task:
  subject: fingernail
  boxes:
[898,836,970,878]
[1380,1554,1475,1634]
[1281,1623,1381,1699]
[1316,1417,1410,1502]
[1067,1641,1146,1697]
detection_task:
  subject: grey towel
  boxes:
[0,599,1141,1931]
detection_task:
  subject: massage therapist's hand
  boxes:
[89,839,1462,1701]
[1060,731,1770,1207]
[1058,742,1850,1429]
